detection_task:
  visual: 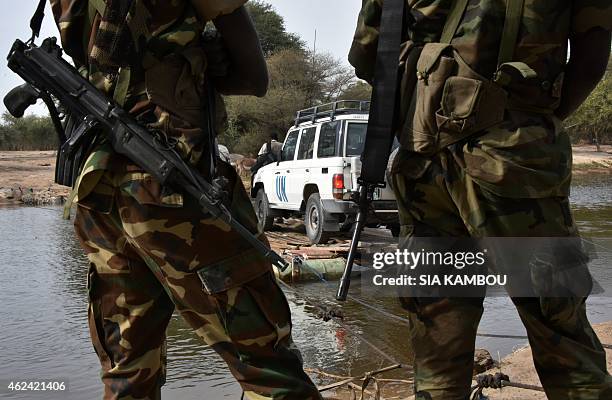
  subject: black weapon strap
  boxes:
[497,0,526,66]
[359,0,406,186]
[30,0,48,42]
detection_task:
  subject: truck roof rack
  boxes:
[294,100,370,126]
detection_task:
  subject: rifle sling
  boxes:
[359,0,406,186]
[498,0,525,66]
[30,0,47,40]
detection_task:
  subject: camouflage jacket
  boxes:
[350,0,612,109]
[350,0,611,199]
[49,0,246,210]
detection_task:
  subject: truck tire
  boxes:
[256,189,274,231]
[305,193,330,244]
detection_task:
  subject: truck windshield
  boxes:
[345,123,367,157]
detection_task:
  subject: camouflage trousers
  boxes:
[390,145,611,400]
[73,161,321,400]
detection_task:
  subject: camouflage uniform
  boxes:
[350,1,612,399]
[49,1,321,399]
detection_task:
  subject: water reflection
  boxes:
[572,174,612,236]
[0,173,610,398]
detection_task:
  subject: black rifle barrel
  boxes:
[335,0,405,301]
[336,185,369,301]
[6,37,288,271]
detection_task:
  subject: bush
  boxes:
[0,112,57,151]
[565,59,611,146]
[220,49,365,156]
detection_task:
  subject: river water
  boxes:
[0,173,610,399]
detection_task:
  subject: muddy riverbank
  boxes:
[1,146,611,206]
[484,321,612,400]
[0,151,69,205]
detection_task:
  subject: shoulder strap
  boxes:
[497,0,525,66]
[358,0,406,186]
[30,0,48,41]
[440,0,525,65]
[440,0,470,43]
[439,0,533,80]
[89,0,107,16]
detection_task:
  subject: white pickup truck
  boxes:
[251,101,400,244]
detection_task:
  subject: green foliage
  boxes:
[220,49,364,156]
[566,58,611,145]
[246,1,305,57]
[337,80,372,101]
[0,112,57,150]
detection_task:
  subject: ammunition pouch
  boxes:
[398,43,509,155]
[394,0,561,155]
[144,46,207,128]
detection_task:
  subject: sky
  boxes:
[0,0,361,116]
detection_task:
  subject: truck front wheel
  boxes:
[256,189,274,231]
[305,193,331,245]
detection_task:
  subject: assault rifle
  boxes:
[4,37,289,272]
[336,0,407,301]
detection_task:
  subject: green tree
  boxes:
[220,49,362,156]
[0,112,57,150]
[246,1,304,57]
[565,59,611,148]
[338,80,372,101]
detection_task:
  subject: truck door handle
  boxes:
[286,170,290,173]
[305,169,310,172]
[275,172,281,175]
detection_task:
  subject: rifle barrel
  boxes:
[336,185,369,301]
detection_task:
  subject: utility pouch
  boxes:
[144,46,207,127]
[396,0,537,155]
[436,51,508,149]
[399,43,508,154]
[196,247,271,295]
[400,43,456,153]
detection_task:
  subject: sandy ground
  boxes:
[572,144,612,172]
[0,151,69,205]
[384,322,612,400]
[484,321,612,400]
[1,146,610,206]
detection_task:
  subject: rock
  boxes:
[0,188,13,199]
[474,348,495,374]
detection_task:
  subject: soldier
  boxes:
[350,0,611,399]
[48,1,322,399]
